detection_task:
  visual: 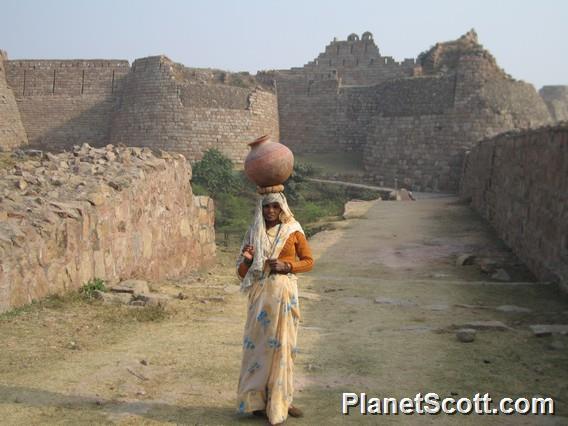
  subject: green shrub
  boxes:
[80,278,106,299]
[291,162,318,181]
[191,182,209,196]
[191,151,380,241]
[294,201,326,224]
[215,192,254,234]
[192,149,240,196]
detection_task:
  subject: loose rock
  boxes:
[459,320,511,331]
[529,324,568,337]
[94,290,133,305]
[495,305,531,313]
[456,253,476,266]
[456,328,476,343]
[111,280,150,296]
[491,268,511,282]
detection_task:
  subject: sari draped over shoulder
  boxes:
[236,193,308,425]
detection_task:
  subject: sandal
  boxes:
[288,405,303,418]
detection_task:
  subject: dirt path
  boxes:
[1,197,567,425]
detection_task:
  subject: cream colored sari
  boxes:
[237,222,301,424]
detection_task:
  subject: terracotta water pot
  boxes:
[244,135,294,187]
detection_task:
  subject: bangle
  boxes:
[243,257,253,266]
[286,262,292,273]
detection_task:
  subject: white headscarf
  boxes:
[237,192,303,292]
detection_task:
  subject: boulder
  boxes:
[491,268,511,282]
[111,279,150,296]
[456,328,476,343]
[94,290,133,305]
[529,324,568,337]
[459,320,511,331]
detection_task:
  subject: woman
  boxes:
[236,191,314,425]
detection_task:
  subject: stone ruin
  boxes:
[0,29,567,309]
[461,123,568,291]
[2,30,567,192]
[0,144,215,312]
[0,54,279,163]
[265,30,565,192]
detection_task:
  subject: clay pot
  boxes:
[244,135,294,187]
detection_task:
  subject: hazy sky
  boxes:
[2,0,567,88]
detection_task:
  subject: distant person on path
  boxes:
[236,191,314,425]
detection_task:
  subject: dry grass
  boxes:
[0,152,17,170]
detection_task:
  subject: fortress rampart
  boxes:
[1,55,278,163]
[110,56,278,163]
[461,124,568,290]
[1,29,565,190]
[271,30,554,192]
[5,59,129,151]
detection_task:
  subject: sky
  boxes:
[2,0,567,89]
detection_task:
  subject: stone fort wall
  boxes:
[5,59,130,151]
[461,124,568,291]
[110,56,279,163]
[363,56,552,192]
[0,51,28,150]
[3,55,278,163]
[272,31,553,192]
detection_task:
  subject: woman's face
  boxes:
[263,202,282,223]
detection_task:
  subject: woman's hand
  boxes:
[242,245,254,261]
[268,259,291,274]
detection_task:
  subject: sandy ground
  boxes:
[1,196,567,425]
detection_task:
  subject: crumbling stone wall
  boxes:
[271,31,552,192]
[2,54,278,163]
[267,31,417,154]
[4,59,130,151]
[363,56,552,192]
[540,86,568,122]
[110,56,279,164]
[301,31,417,86]
[0,145,215,312]
[461,124,568,290]
[0,51,27,150]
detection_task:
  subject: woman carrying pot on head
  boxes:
[236,191,314,425]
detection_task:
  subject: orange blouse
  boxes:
[238,231,314,278]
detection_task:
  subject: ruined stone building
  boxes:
[1,30,566,192]
[0,53,279,164]
[266,30,564,192]
[0,31,567,309]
